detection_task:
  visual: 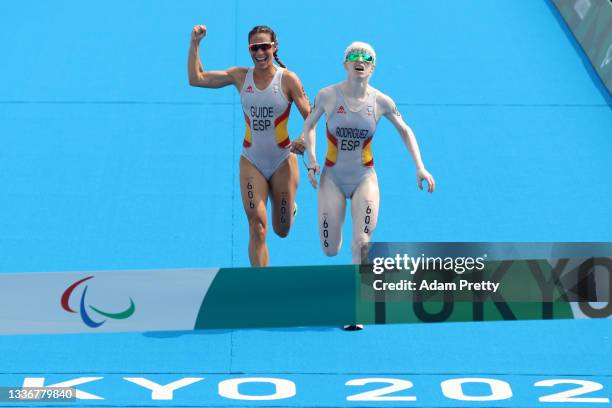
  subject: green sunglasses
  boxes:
[345,53,374,63]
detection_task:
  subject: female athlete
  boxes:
[303,41,435,265]
[188,25,310,266]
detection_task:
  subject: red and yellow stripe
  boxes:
[362,137,374,167]
[274,105,291,148]
[242,112,252,147]
[325,126,338,167]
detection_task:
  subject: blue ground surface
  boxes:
[1,0,611,406]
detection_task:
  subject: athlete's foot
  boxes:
[343,324,364,331]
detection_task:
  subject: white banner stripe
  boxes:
[0,268,219,335]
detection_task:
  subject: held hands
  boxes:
[417,167,436,193]
[191,25,207,43]
[307,162,321,189]
[290,134,306,155]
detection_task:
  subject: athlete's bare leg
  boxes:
[350,172,380,264]
[239,156,270,266]
[269,154,299,238]
[318,172,347,256]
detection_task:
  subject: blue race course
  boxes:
[0,0,611,406]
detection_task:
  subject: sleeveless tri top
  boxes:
[324,86,378,196]
[240,67,292,179]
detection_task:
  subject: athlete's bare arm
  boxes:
[282,71,312,154]
[283,71,310,119]
[378,92,436,193]
[303,87,336,188]
[188,25,247,90]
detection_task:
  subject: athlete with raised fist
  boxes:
[188,25,311,266]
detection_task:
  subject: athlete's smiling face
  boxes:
[249,33,277,69]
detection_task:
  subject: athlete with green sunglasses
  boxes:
[303,41,436,330]
[345,52,375,64]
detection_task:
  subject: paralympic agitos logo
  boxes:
[61,276,136,328]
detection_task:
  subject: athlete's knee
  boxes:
[323,246,340,257]
[351,236,371,259]
[322,241,341,257]
[249,218,267,243]
[272,221,290,238]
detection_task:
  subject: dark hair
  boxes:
[248,25,286,68]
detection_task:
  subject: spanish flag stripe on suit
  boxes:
[243,112,252,147]
[274,105,291,148]
[325,126,338,167]
[362,136,374,167]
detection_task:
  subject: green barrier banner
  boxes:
[553,0,612,94]
[0,243,610,335]
[194,265,357,329]
[0,266,357,335]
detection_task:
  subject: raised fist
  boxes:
[191,25,207,42]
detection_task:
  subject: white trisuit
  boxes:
[240,67,292,180]
[319,86,380,263]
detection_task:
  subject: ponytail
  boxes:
[273,52,286,68]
